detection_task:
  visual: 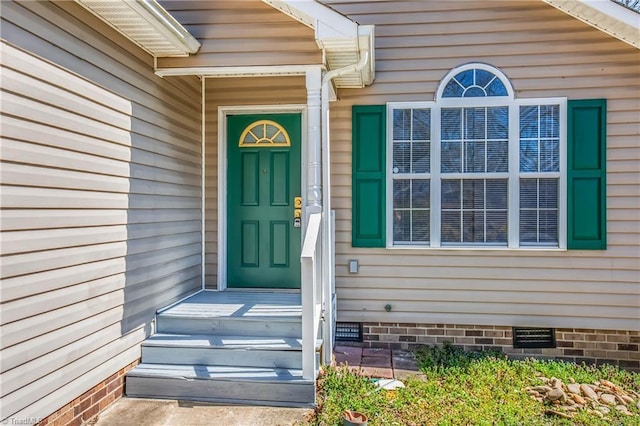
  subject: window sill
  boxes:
[387,245,566,252]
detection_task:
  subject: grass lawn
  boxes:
[310,344,640,425]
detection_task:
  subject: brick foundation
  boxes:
[353,323,639,371]
[37,360,139,426]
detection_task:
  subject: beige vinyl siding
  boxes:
[203,76,307,288]
[323,0,640,330]
[157,0,321,69]
[0,0,201,421]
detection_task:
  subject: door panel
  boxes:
[227,113,301,288]
[241,152,259,206]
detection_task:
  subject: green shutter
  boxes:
[567,99,607,250]
[352,105,386,247]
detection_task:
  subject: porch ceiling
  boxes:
[74,0,201,57]
[543,0,640,49]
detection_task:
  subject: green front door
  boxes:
[227,113,302,288]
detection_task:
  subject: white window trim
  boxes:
[386,74,566,250]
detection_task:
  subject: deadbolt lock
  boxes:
[294,196,302,208]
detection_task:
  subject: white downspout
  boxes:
[320,50,369,365]
[201,76,206,291]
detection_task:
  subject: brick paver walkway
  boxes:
[333,346,423,379]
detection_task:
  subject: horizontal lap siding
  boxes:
[203,77,307,288]
[324,0,640,330]
[0,0,201,421]
[157,0,321,69]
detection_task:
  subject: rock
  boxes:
[547,388,565,402]
[528,374,638,418]
[569,393,586,405]
[600,393,617,405]
[581,384,598,400]
[600,379,618,390]
[549,377,564,389]
[615,405,631,416]
[619,394,634,404]
[615,394,628,406]
[567,383,581,395]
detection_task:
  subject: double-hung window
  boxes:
[388,63,566,249]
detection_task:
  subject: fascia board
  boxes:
[263,0,358,38]
[134,0,201,53]
[75,0,201,57]
[543,0,640,48]
[155,65,323,78]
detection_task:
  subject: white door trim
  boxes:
[217,104,308,290]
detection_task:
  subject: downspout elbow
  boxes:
[321,50,369,86]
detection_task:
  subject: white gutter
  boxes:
[319,50,369,365]
[75,0,200,57]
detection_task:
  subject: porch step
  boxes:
[126,363,315,407]
[126,291,317,406]
[156,315,302,338]
[141,334,306,369]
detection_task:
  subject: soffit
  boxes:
[75,0,201,57]
[543,0,640,49]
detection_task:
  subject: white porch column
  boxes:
[305,67,322,214]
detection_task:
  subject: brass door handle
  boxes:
[294,196,302,227]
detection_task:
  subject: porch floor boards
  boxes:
[158,290,302,319]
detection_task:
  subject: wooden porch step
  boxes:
[157,314,302,337]
[156,315,302,337]
[141,334,305,369]
[125,363,315,406]
[126,291,317,406]
[155,291,303,337]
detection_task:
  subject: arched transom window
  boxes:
[388,63,566,248]
[239,120,290,147]
[440,65,510,98]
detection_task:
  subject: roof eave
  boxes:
[262,0,375,88]
[543,0,640,49]
[75,0,201,58]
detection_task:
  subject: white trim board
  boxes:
[155,65,323,78]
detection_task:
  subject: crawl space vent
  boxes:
[335,322,363,342]
[513,327,556,349]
